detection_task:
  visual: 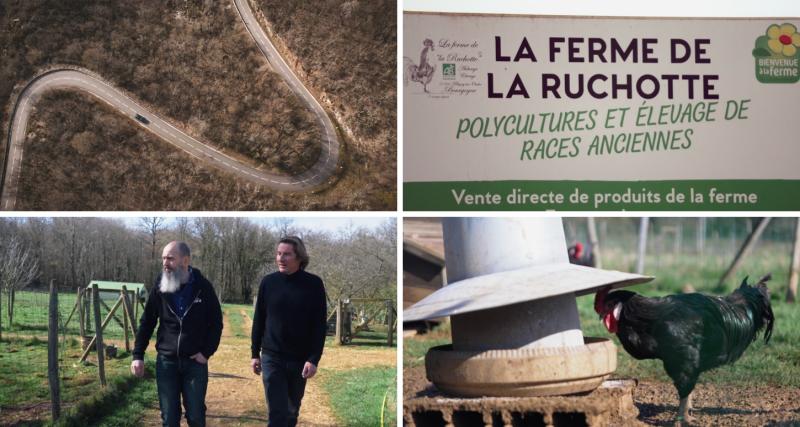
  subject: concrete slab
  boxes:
[404,379,641,427]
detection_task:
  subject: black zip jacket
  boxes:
[133,267,223,361]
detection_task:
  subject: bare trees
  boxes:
[0,235,41,334]
[139,217,166,269]
[0,218,396,307]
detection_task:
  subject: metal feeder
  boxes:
[404,218,653,397]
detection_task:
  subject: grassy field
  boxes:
[1,300,397,425]
[222,302,251,338]
[1,290,143,341]
[0,335,157,426]
[405,248,800,389]
[322,365,397,427]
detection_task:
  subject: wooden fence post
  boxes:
[121,286,138,350]
[78,288,86,348]
[83,290,91,335]
[92,284,106,386]
[386,300,394,347]
[99,299,126,330]
[76,286,86,344]
[122,289,130,352]
[587,217,602,269]
[787,218,800,303]
[48,280,61,420]
[335,299,342,346]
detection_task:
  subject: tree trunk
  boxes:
[787,218,800,303]
[386,300,394,347]
[636,218,650,274]
[718,217,771,289]
[8,288,14,326]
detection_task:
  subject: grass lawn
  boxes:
[222,303,251,338]
[322,365,397,427]
[0,336,157,426]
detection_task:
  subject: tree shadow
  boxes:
[209,372,247,380]
[636,402,800,426]
[348,339,396,348]
[207,414,268,423]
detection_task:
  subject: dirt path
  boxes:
[143,306,394,426]
[404,367,800,426]
[634,380,800,426]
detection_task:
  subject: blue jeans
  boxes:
[261,354,307,427]
[156,353,208,427]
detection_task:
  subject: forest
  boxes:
[256,0,397,178]
[0,0,396,210]
[0,217,397,305]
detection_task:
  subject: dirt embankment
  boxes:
[405,366,800,426]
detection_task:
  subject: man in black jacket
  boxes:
[251,236,327,427]
[132,241,223,427]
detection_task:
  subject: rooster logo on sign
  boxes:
[404,38,435,93]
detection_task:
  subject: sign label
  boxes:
[404,14,800,210]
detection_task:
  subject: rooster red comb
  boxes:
[594,286,611,314]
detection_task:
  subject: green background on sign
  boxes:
[404,180,800,211]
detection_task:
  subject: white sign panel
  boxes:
[403,13,800,210]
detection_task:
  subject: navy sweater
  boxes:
[251,270,327,365]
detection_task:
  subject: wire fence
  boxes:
[0,287,142,424]
[563,217,798,293]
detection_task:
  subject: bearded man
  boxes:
[132,241,223,427]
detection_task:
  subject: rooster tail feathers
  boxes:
[763,302,775,344]
[756,273,774,343]
[403,57,416,86]
[736,273,774,344]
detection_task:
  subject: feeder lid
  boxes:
[404,262,652,322]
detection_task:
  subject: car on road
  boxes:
[135,114,150,125]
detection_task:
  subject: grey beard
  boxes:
[160,269,187,293]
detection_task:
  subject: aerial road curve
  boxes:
[1,0,340,210]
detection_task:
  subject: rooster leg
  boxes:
[676,396,696,425]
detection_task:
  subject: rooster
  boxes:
[568,242,595,267]
[594,275,774,424]
[404,38,435,93]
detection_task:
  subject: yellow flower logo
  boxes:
[767,23,800,57]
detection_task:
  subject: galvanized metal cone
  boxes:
[404,217,653,397]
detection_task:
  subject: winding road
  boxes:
[0,0,340,210]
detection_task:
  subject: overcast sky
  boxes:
[403,0,799,17]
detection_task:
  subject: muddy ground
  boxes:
[404,366,800,426]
